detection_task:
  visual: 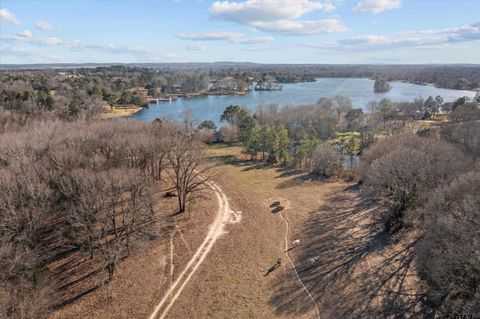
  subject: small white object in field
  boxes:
[292,239,300,246]
[308,257,320,265]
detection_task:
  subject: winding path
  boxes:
[279,211,321,319]
[148,179,241,319]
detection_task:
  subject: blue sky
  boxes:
[1,0,479,64]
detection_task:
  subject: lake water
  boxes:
[131,78,476,124]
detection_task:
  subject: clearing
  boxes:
[50,145,426,319]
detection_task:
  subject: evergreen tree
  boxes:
[336,131,361,170]
[258,125,271,160]
[266,125,278,164]
[374,77,391,93]
[245,121,261,160]
[276,124,290,166]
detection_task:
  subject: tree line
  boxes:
[208,93,478,178]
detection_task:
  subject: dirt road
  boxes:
[148,179,241,319]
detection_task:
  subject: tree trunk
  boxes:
[177,191,184,212]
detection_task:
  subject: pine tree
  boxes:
[276,124,290,166]
[245,121,260,160]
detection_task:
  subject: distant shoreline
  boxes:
[146,78,476,108]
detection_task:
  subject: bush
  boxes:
[417,171,480,315]
[218,125,238,144]
[197,128,216,144]
[311,143,343,177]
[441,120,480,158]
[361,134,471,231]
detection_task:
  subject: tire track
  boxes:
[148,179,241,319]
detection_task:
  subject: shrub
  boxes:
[417,171,480,315]
[361,134,471,231]
[311,143,343,177]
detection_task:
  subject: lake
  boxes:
[131,78,476,124]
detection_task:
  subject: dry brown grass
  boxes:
[192,145,426,318]
[160,145,342,318]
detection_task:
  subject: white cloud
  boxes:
[176,31,274,43]
[241,43,281,51]
[353,0,401,14]
[398,22,480,42]
[1,35,62,47]
[303,21,480,52]
[0,46,31,56]
[182,43,207,51]
[0,34,177,63]
[210,0,335,24]
[0,46,61,61]
[35,20,55,30]
[0,8,21,25]
[253,19,348,35]
[177,31,244,42]
[0,34,154,56]
[39,37,62,45]
[17,30,33,38]
[305,35,444,51]
[73,42,150,55]
[209,0,344,35]
[238,35,274,44]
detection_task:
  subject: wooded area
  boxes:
[0,119,210,318]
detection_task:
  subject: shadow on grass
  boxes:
[268,186,432,318]
[38,210,175,311]
[275,172,331,189]
[212,155,328,189]
[212,154,275,170]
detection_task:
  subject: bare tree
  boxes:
[311,143,343,177]
[166,136,210,212]
[0,119,170,317]
[417,171,480,315]
[361,134,472,231]
[441,120,480,158]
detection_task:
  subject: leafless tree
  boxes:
[441,120,480,158]
[0,119,178,316]
[166,135,210,212]
[361,134,472,231]
[417,170,480,315]
[311,143,343,177]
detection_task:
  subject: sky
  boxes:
[0,0,479,64]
